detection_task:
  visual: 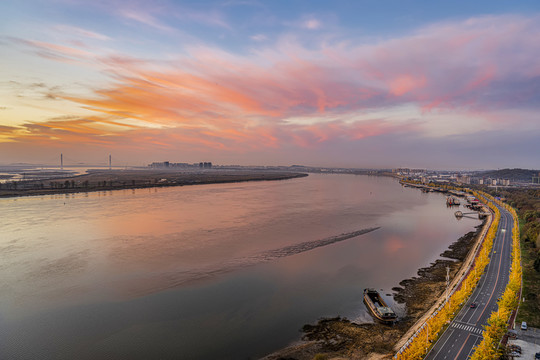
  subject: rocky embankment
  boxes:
[263,223,484,360]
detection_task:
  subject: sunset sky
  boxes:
[1,0,539,169]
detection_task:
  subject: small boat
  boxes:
[363,288,398,323]
[446,196,460,206]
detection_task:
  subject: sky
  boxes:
[1,0,540,169]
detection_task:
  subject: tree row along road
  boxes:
[425,203,514,360]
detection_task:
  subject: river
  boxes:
[0,174,480,359]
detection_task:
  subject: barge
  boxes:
[363,288,398,323]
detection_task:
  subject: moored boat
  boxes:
[446,196,460,206]
[363,288,398,323]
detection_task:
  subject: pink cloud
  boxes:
[303,19,321,30]
[6,14,540,161]
[52,25,111,41]
[119,9,175,33]
[11,38,92,62]
[389,75,427,96]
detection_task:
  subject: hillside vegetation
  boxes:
[477,168,540,182]
[485,187,540,327]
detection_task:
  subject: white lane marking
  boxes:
[429,328,455,360]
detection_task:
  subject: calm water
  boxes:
[0,174,480,359]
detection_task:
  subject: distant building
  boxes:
[149,161,170,168]
[533,173,540,184]
[457,175,471,184]
[149,161,211,168]
[393,168,410,175]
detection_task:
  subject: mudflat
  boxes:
[0,169,308,198]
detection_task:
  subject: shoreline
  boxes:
[263,226,486,360]
[393,203,492,352]
[0,170,308,199]
[262,195,487,360]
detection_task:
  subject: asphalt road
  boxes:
[425,204,514,360]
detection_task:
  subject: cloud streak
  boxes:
[3,13,540,167]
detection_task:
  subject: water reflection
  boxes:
[0,174,480,359]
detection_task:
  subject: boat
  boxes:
[446,196,460,206]
[363,288,398,323]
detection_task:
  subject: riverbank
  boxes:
[262,221,486,360]
[0,169,308,198]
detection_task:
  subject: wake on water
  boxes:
[129,227,380,296]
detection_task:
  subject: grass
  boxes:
[478,187,540,328]
[517,233,540,327]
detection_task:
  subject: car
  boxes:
[520,321,527,330]
[470,302,477,308]
[534,352,540,359]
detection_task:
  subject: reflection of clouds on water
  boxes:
[243,227,379,264]
[26,251,90,279]
[382,292,407,319]
[123,227,380,296]
[353,310,375,324]
[0,175,484,359]
[384,235,405,253]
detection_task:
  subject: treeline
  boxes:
[470,200,521,360]
[499,189,540,271]
[477,168,539,182]
[483,187,540,327]
[395,192,501,360]
[0,179,144,191]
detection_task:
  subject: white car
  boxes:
[520,321,527,330]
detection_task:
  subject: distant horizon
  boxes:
[1,161,538,174]
[1,1,540,169]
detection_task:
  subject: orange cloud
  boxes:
[389,75,426,96]
[6,13,540,162]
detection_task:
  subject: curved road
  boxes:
[425,204,513,360]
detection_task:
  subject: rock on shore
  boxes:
[262,223,484,360]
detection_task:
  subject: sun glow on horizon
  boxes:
[1,1,539,168]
